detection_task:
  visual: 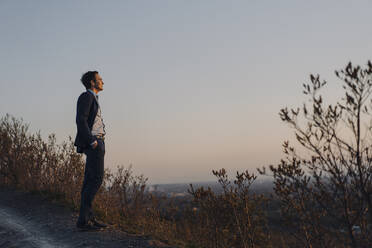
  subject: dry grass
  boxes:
[0,114,302,247]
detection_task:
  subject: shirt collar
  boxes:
[87,89,98,99]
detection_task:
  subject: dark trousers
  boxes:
[77,139,105,224]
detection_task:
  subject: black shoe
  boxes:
[90,219,107,228]
[76,222,101,231]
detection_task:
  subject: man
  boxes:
[74,71,107,231]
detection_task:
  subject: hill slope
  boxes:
[0,189,172,248]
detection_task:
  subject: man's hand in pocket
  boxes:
[91,140,98,149]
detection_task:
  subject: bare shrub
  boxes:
[93,165,149,230]
[260,61,372,247]
[0,114,85,205]
[188,168,270,248]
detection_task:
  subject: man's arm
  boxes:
[76,93,96,146]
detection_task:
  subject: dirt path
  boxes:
[0,189,172,248]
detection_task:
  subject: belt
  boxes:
[95,135,105,141]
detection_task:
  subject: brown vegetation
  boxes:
[188,169,270,248]
[0,114,269,247]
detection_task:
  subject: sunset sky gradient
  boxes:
[1,0,372,183]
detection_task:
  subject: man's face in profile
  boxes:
[92,73,104,92]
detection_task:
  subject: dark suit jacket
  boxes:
[74,91,99,153]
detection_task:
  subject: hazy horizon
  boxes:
[1,1,372,184]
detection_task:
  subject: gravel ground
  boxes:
[0,189,174,248]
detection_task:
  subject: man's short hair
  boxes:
[81,71,98,89]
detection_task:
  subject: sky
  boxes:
[1,0,372,184]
